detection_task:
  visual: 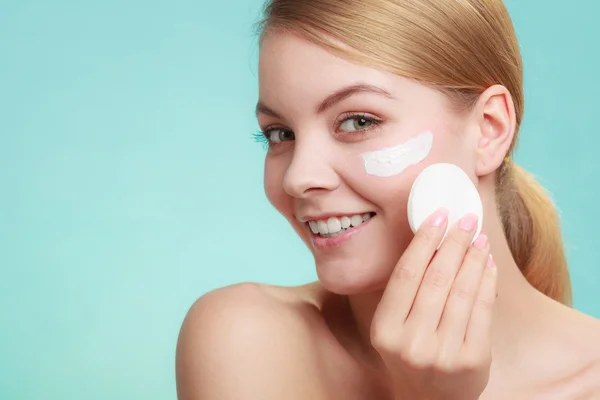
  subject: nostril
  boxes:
[282,156,341,198]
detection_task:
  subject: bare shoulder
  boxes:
[578,313,600,398]
[175,282,327,400]
[549,307,600,399]
[568,307,600,356]
[571,354,600,400]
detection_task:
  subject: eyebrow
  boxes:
[255,83,395,118]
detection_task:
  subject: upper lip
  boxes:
[298,211,375,223]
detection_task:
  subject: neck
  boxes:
[346,178,546,369]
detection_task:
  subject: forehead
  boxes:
[256,32,456,123]
[258,33,401,98]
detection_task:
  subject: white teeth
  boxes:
[340,216,351,229]
[308,221,319,234]
[308,213,374,237]
[317,220,329,235]
[327,217,342,234]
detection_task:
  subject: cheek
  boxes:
[343,131,454,213]
[342,153,418,223]
[263,157,290,214]
[263,156,313,247]
[426,134,478,180]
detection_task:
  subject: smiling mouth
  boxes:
[307,212,376,238]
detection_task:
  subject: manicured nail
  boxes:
[459,214,478,231]
[428,208,449,227]
[487,254,495,268]
[473,234,488,249]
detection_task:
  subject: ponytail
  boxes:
[259,0,571,305]
[497,161,572,305]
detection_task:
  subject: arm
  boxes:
[176,283,323,400]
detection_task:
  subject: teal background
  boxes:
[1,0,598,399]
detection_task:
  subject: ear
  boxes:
[472,85,517,176]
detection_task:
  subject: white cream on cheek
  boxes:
[360,131,434,177]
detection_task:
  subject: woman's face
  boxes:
[257,33,479,295]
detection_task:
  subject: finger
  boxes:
[375,208,448,325]
[437,233,490,353]
[406,214,479,333]
[464,255,498,352]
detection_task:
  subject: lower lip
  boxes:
[311,217,374,250]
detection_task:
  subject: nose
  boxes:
[282,141,340,198]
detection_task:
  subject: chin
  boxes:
[314,253,400,295]
[308,220,414,295]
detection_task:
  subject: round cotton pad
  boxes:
[407,163,483,246]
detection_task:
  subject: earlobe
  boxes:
[474,85,516,177]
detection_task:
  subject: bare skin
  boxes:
[176,208,600,399]
[176,33,600,399]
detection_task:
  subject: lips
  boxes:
[307,212,375,238]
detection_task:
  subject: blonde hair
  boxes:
[257,0,572,305]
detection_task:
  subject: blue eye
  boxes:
[338,116,378,132]
[266,128,295,143]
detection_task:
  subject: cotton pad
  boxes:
[407,163,483,246]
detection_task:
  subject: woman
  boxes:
[176,0,600,398]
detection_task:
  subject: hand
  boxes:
[371,209,497,400]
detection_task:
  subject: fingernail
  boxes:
[428,208,449,227]
[459,214,478,231]
[487,254,495,268]
[473,234,488,249]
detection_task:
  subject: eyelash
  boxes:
[335,112,381,137]
[253,112,382,147]
[253,131,270,148]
